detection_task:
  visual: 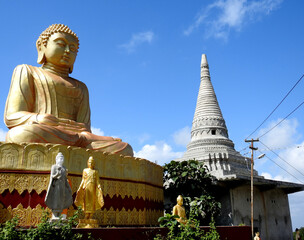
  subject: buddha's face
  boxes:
[56,154,64,166]
[177,196,183,206]
[88,158,95,169]
[44,32,78,69]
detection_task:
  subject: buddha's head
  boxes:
[177,195,183,206]
[87,156,95,169]
[36,24,79,73]
[55,152,64,166]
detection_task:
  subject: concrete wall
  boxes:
[230,185,292,240]
[215,187,233,226]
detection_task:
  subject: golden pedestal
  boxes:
[0,142,163,226]
[77,219,99,228]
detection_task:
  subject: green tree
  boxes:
[163,160,220,225]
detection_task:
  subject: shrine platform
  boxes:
[0,142,163,226]
[73,225,251,240]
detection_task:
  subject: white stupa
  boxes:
[178,54,256,179]
[175,54,304,240]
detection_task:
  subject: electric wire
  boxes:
[238,146,249,153]
[259,140,304,178]
[257,149,303,184]
[246,73,304,140]
[259,144,304,152]
[257,100,304,139]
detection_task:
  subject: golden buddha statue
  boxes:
[172,195,187,224]
[75,156,104,228]
[4,24,133,156]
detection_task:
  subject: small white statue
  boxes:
[45,152,73,220]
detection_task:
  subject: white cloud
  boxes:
[0,128,7,141]
[134,141,183,166]
[184,0,283,39]
[261,172,295,183]
[258,118,300,149]
[257,119,304,183]
[280,143,304,177]
[138,133,150,144]
[261,172,272,179]
[91,127,104,136]
[173,126,191,146]
[119,31,154,53]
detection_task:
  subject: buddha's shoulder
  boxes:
[69,77,88,91]
[13,65,49,79]
[13,64,39,73]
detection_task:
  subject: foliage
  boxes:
[163,160,221,225]
[164,160,213,196]
[186,195,220,225]
[154,204,220,240]
[0,216,22,240]
[0,208,84,240]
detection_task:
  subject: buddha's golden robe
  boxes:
[173,204,187,224]
[4,64,133,156]
[75,168,104,213]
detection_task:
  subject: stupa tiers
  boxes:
[176,54,304,240]
[179,54,255,179]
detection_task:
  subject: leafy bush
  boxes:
[0,208,83,240]
[0,216,21,240]
[163,160,221,225]
[155,204,220,240]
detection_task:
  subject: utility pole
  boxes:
[245,138,259,239]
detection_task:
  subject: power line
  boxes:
[246,73,304,140]
[257,149,303,184]
[259,144,304,152]
[259,140,304,178]
[240,144,304,156]
[257,100,304,139]
[238,146,249,153]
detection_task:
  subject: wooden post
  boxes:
[245,138,259,238]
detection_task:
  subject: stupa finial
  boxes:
[201,54,210,79]
[201,54,208,67]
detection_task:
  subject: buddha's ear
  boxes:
[69,65,74,73]
[36,39,46,64]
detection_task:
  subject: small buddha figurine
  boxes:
[172,195,187,224]
[45,152,73,221]
[254,232,261,240]
[4,24,133,156]
[75,156,104,228]
[295,228,300,240]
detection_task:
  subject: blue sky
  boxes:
[0,0,303,230]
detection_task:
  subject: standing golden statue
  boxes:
[75,156,104,228]
[4,24,133,156]
[172,195,187,224]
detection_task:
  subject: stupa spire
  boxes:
[178,53,253,179]
[191,54,228,142]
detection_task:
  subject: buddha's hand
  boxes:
[58,118,88,131]
[36,114,59,126]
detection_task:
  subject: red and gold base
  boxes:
[0,143,164,226]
